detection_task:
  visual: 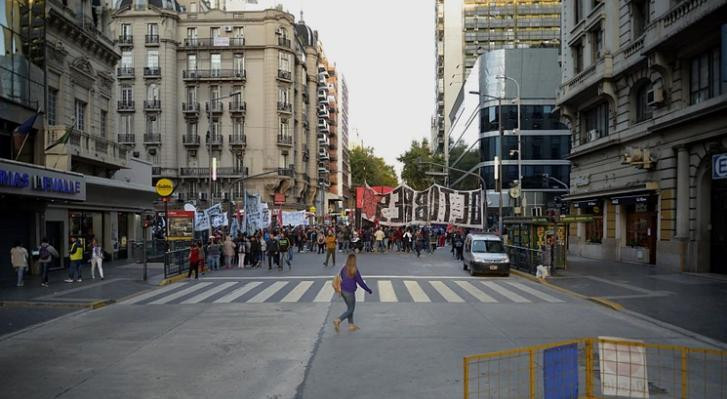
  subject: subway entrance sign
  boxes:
[713,153,727,180]
[155,178,174,197]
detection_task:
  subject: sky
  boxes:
[253,0,436,176]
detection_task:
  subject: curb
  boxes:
[0,298,116,310]
[159,273,188,286]
[510,269,624,311]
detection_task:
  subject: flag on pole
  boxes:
[12,111,40,158]
[45,125,73,152]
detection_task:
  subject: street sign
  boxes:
[155,178,174,197]
[713,153,727,180]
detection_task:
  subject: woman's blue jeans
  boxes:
[338,291,356,324]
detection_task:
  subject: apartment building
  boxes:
[112,0,324,211]
[433,0,562,158]
[556,0,727,273]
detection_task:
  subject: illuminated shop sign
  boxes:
[0,160,86,201]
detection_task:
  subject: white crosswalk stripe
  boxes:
[247,281,288,303]
[482,281,530,303]
[429,280,465,303]
[313,281,335,302]
[281,281,314,303]
[454,281,497,303]
[149,282,213,305]
[378,280,398,302]
[356,288,365,302]
[213,282,262,303]
[181,282,239,304]
[504,282,564,303]
[121,282,188,304]
[404,280,431,303]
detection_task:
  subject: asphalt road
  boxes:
[0,249,720,398]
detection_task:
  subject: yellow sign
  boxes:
[155,178,174,197]
[309,206,316,213]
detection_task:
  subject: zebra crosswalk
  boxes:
[121,278,567,305]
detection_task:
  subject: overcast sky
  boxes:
[268,0,436,176]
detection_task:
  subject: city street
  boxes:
[0,249,720,399]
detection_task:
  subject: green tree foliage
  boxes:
[397,139,444,190]
[350,146,398,187]
[448,143,481,190]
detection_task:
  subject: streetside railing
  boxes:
[163,248,190,279]
[504,244,543,275]
[463,337,727,399]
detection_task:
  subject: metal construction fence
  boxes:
[464,337,727,399]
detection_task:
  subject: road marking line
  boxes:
[181,282,239,304]
[482,281,530,303]
[201,275,489,280]
[404,280,431,302]
[281,281,314,303]
[356,288,365,303]
[454,281,497,303]
[313,281,335,302]
[504,281,564,303]
[247,281,289,303]
[149,282,213,304]
[429,280,465,303]
[378,280,398,302]
[213,282,262,303]
[121,282,189,304]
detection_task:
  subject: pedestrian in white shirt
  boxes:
[11,241,29,287]
[90,238,105,280]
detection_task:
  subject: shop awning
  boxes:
[562,183,658,203]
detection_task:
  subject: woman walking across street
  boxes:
[90,238,105,280]
[333,254,372,332]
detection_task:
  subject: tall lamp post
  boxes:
[496,75,522,214]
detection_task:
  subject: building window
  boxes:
[690,47,724,104]
[121,50,133,68]
[121,24,132,39]
[572,41,584,74]
[631,0,649,38]
[100,110,107,138]
[210,53,221,73]
[120,85,133,103]
[278,87,290,104]
[573,0,582,24]
[210,27,220,38]
[74,100,86,131]
[146,114,159,134]
[187,54,197,70]
[279,117,289,137]
[233,54,244,74]
[634,84,653,122]
[590,26,603,62]
[120,114,133,134]
[232,27,243,38]
[211,118,220,136]
[48,88,58,125]
[581,102,608,144]
[279,153,288,169]
[187,122,197,136]
[189,2,197,13]
[146,23,158,36]
[186,86,197,103]
[232,85,243,102]
[147,50,159,68]
[187,27,197,40]
[232,118,243,136]
[279,52,290,72]
[210,85,220,101]
[147,83,159,101]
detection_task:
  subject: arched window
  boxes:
[147,83,159,101]
[634,83,652,123]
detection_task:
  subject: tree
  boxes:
[350,146,398,187]
[397,138,444,190]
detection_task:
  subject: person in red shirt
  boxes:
[187,241,202,279]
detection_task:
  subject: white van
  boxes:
[462,233,510,276]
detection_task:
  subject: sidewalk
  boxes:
[548,255,727,343]
[0,258,164,337]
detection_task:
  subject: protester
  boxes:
[317,230,326,254]
[90,238,105,280]
[11,241,29,287]
[37,238,59,287]
[374,227,386,253]
[333,254,372,333]
[267,233,280,270]
[223,235,236,269]
[324,230,337,267]
[279,232,292,269]
[207,238,221,271]
[187,241,201,279]
[237,234,248,269]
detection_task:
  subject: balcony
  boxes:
[182,102,200,115]
[318,149,329,160]
[183,69,246,81]
[144,67,161,78]
[117,67,135,79]
[229,101,246,114]
[143,133,161,145]
[180,167,243,178]
[181,37,246,49]
[278,37,291,48]
[117,101,135,112]
[277,69,292,81]
[118,35,133,47]
[117,134,135,146]
[277,101,292,113]
[182,134,200,147]
[144,99,161,112]
[206,133,223,147]
[229,134,246,148]
[644,0,726,53]
[318,90,329,103]
[45,126,128,170]
[318,106,329,118]
[277,134,292,146]
[145,34,159,46]
[318,119,329,132]
[206,101,224,114]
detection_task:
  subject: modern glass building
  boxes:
[448,48,570,224]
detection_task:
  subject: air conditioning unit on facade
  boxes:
[647,87,664,106]
[587,129,600,142]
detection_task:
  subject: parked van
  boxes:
[462,233,510,276]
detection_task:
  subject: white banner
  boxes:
[245,192,270,232]
[205,203,228,229]
[282,210,306,227]
[598,337,649,398]
[194,209,209,232]
[260,203,271,228]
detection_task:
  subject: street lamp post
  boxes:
[496,75,522,214]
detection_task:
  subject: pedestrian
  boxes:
[332,254,372,333]
[278,232,292,269]
[223,235,236,269]
[207,238,221,271]
[237,235,247,269]
[317,231,325,254]
[90,238,105,280]
[267,234,280,270]
[66,237,84,283]
[454,234,464,260]
[403,229,412,253]
[187,241,201,279]
[11,241,29,287]
[415,230,423,258]
[323,230,337,267]
[37,237,59,287]
[374,227,385,253]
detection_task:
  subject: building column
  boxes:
[676,146,689,238]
